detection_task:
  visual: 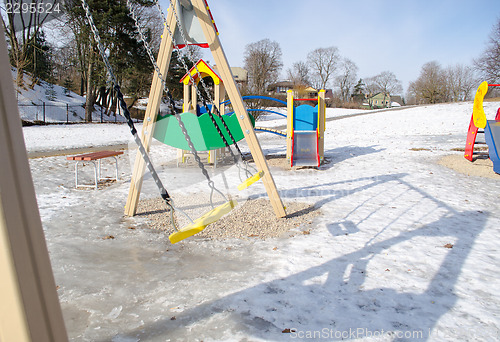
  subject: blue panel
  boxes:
[197,103,212,116]
[485,120,500,174]
[294,105,318,131]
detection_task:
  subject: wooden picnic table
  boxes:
[67,150,123,189]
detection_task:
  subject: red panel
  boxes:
[464,114,478,161]
[316,132,320,167]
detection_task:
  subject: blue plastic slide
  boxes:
[485,120,500,174]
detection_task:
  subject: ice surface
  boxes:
[22,101,500,341]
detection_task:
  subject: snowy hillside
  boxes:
[13,68,127,123]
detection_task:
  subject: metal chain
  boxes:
[81,0,184,229]
[127,0,227,208]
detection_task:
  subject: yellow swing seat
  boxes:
[237,170,265,191]
[169,200,238,244]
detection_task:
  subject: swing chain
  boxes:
[81,0,186,229]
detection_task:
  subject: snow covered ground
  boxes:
[23,101,500,341]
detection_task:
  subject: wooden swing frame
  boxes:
[124,0,286,219]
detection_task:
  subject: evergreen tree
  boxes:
[63,77,74,95]
[353,79,365,94]
[65,0,156,121]
[23,30,53,84]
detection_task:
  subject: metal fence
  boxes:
[17,102,137,124]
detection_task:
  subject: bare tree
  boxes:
[364,77,379,96]
[336,57,358,102]
[369,71,403,94]
[243,38,283,94]
[408,61,447,104]
[445,64,477,101]
[474,18,500,83]
[307,46,340,90]
[365,71,402,107]
[63,0,160,122]
[287,61,310,87]
[2,0,60,87]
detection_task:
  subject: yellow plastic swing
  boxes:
[237,170,264,191]
[169,199,238,244]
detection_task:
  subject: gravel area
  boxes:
[136,194,321,241]
[438,154,500,179]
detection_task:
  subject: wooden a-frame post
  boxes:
[0,24,68,341]
[125,0,286,218]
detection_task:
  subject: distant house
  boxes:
[302,86,318,98]
[267,81,294,95]
[230,67,248,86]
[367,92,391,108]
[325,89,334,106]
[268,82,326,100]
[212,65,248,88]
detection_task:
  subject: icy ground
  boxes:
[24,102,500,341]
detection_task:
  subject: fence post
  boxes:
[66,104,69,123]
[43,102,45,123]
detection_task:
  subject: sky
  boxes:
[160,0,500,94]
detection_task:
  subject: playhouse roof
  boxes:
[179,59,221,85]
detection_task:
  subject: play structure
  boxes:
[287,90,326,167]
[223,92,326,167]
[464,81,500,174]
[152,59,255,166]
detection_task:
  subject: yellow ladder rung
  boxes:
[238,171,264,191]
[169,200,237,244]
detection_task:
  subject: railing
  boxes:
[17,102,142,124]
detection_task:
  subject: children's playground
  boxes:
[2,1,500,341]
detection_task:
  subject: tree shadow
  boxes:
[110,174,487,341]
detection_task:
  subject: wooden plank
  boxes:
[318,89,325,163]
[67,151,123,161]
[124,7,177,216]
[183,83,190,112]
[286,90,293,161]
[0,24,68,342]
[192,0,286,218]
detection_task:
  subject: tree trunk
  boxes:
[85,58,94,122]
[80,77,85,96]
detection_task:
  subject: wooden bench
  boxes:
[67,151,124,189]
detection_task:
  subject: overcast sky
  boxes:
[161,0,499,94]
